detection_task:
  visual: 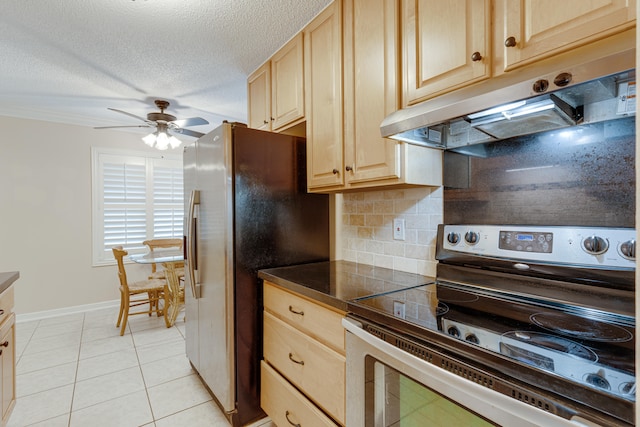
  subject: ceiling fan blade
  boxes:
[94,125,153,129]
[108,108,151,123]
[173,128,205,138]
[171,117,209,127]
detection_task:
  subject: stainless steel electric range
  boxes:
[346,224,635,426]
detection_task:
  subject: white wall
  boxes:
[0,116,182,315]
[337,187,443,278]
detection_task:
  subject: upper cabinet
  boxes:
[496,0,636,72]
[305,1,344,190]
[306,0,442,193]
[248,33,305,132]
[402,0,491,106]
[341,0,441,191]
[401,0,635,104]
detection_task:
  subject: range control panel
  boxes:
[441,225,636,269]
[498,230,553,254]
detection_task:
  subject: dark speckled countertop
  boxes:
[0,272,19,295]
[258,261,434,312]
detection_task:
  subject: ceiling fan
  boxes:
[95,99,209,150]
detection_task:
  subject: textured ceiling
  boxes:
[0,0,331,138]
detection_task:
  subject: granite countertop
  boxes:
[258,260,434,312]
[0,272,19,295]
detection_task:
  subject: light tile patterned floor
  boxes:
[9,307,263,427]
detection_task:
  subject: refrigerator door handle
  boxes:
[187,189,201,299]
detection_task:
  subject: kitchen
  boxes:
[0,1,638,427]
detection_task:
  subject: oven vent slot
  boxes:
[395,339,435,363]
[364,324,388,342]
[510,389,552,413]
[441,360,494,389]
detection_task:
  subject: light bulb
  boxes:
[142,133,156,147]
[155,132,170,150]
[168,135,182,149]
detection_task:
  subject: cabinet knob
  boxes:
[270,117,275,121]
[263,120,268,125]
[332,168,339,175]
[504,36,517,47]
[471,51,483,62]
[345,165,353,172]
[0,341,7,348]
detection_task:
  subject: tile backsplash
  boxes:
[338,186,443,277]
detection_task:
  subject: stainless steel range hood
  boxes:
[381,50,636,149]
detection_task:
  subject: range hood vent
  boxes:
[467,94,582,140]
[381,50,635,150]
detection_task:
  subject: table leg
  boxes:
[162,261,184,328]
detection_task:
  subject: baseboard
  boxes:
[16,299,120,323]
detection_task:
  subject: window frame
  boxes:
[91,147,184,266]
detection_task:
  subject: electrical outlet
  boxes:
[393,218,405,241]
[393,301,405,319]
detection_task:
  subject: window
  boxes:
[92,147,184,265]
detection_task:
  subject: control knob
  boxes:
[619,239,636,260]
[465,334,479,344]
[447,326,460,338]
[584,373,610,391]
[447,232,460,245]
[582,236,609,255]
[465,231,480,245]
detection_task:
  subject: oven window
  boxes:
[365,356,498,426]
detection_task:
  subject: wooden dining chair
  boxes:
[142,238,184,280]
[112,246,166,336]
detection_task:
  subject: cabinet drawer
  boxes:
[263,311,345,424]
[0,287,14,326]
[261,361,338,427]
[263,282,345,353]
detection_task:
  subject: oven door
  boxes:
[343,318,594,427]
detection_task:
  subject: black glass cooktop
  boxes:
[348,281,636,402]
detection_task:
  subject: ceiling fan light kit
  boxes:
[95,99,208,150]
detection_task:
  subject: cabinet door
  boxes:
[403,0,490,106]
[499,0,636,71]
[0,314,14,425]
[343,0,402,184]
[271,33,305,131]
[305,1,344,190]
[247,62,271,130]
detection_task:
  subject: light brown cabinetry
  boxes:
[495,0,636,73]
[248,33,304,132]
[0,287,15,427]
[308,0,442,192]
[304,0,344,190]
[402,0,491,106]
[402,0,635,104]
[261,282,345,426]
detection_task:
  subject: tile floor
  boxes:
[10,307,266,427]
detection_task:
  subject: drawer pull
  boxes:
[285,410,301,427]
[288,353,304,365]
[0,341,7,348]
[288,306,304,316]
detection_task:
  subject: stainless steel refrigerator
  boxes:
[183,122,330,426]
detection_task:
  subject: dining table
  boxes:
[129,248,185,328]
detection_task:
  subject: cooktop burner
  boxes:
[530,312,634,342]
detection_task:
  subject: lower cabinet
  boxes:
[0,286,15,427]
[0,314,14,427]
[262,282,345,426]
[261,362,337,427]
